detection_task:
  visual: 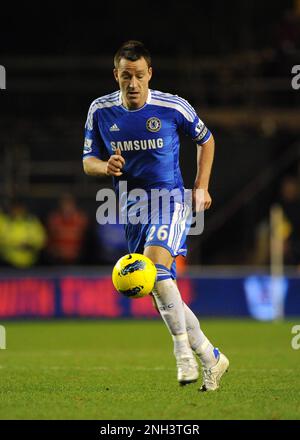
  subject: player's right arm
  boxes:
[83,151,125,177]
[83,156,108,176]
[82,100,124,177]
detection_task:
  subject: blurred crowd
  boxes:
[0,193,128,269]
[252,175,300,267]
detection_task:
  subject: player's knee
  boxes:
[144,245,173,268]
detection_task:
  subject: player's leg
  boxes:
[154,259,215,366]
[168,268,219,369]
[182,301,229,391]
[170,255,229,391]
[144,245,199,385]
[168,261,215,365]
[143,199,228,389]
[151,279,218,367]
[183,300,219,366]
[151,259,229,390]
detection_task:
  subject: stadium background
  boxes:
[0,0,300,420]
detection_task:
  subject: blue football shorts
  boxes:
[124,200,192,279]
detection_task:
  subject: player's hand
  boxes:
[106,148,125,176]
[192,188,212,211]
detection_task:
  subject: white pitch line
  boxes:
[0,365,174,371]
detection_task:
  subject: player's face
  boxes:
[114,57,152,110]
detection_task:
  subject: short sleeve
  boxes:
[175,97,212,145]
[83,102,105,160]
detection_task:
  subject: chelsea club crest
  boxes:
[146,117,161,132]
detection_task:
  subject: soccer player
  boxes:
[83,41,229,391]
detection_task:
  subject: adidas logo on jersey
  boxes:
[109,124,120,132]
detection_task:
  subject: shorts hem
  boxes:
[144,241,187,258]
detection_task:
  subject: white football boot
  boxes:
[176,354,199,386]
[199,352,229,392]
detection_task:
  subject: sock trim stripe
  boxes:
[197,339,210,353]
[172,333,189,342]
[155,264,172,281]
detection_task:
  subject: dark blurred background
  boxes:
[1,0,300,269]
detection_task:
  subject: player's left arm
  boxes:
[174,96,215,211]
[193,134,215,212]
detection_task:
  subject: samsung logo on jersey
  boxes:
[111,138,164,152]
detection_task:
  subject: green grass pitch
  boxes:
[0,319,299,420]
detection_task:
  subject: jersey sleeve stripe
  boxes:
[153,96,195,121]
[151,91,196,121]
[86,95,121,130]
[150,98,194,122]
[152,92,196,119]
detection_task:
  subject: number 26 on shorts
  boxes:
[148,225,169,241]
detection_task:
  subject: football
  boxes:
[112,253,157,298]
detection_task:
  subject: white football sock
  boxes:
[152,279,193,358]
[183,301,219,368]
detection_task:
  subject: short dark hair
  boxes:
[114,40,151,68]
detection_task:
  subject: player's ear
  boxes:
[148,67,152,81]
[113,68,119,84]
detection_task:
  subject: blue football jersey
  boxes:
[83,89,211,194]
